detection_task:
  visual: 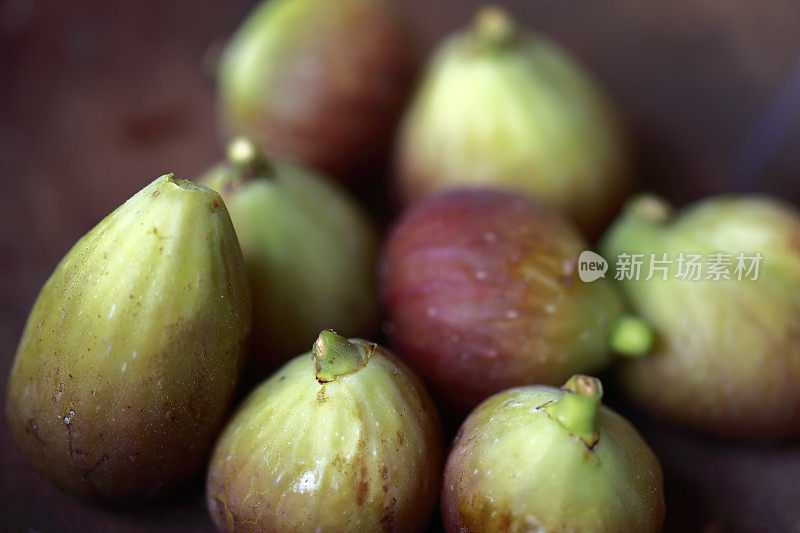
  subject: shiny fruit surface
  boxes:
[206,331,443,532]
[442,376,665,532]
[380,189,623,410]
[6,175,251,502]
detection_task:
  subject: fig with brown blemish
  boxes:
[6,175,251,503]
[206,330,443,532]
[442,375,665,532]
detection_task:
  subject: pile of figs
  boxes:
[7,1,800,532]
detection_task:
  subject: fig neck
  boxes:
[609,315,655,358]
[473,6,517,48]
[626,194,673,225]
[226,136,273,181]
[314,330,374,383]
[543,375,602,447]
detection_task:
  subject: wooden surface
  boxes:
[2,1,800,531]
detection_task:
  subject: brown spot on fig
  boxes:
[316,386,326,404]
[380,464,390,493]
[355,460,369,506]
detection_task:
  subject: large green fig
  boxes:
[219,0,417,181]
[442,375,665,532]
[201,138,379,374]
[6,175,251,503]
[602,194,800,438]
[395,7,631,235]
[206,330,443,532]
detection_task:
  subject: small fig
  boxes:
[201,137,379,374]
[379,189,633,411]
[395,6,631,235]
[601,194,800,438]
[6,175,251,503]
[206,330,443,532]
[442,375,665,532]
[219,0,417,181]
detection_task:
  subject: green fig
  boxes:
[442,375,665,532]
[206,330,444,532]
[395,6,631,235]
[602,194,800,438]
[6,175,251,503]
[201,138,379,374]
[219,0,417,181]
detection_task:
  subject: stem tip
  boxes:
[314,330,373,382]
[610,315,655,358]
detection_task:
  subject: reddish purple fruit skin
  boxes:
[379,189,621,410]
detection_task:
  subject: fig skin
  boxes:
[442,376,665,533]
[206,331,443,532]
[379,189,625,411]
[201,138,379,375]
[219,0,418,182]
[602,194,800,438]
[6,175,251,503]
[394,7,631,236]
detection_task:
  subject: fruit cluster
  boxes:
[7,1,800,532]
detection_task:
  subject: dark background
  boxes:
[2,0,800,531]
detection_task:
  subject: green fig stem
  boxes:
[626,194,673,224]
[314,330,374,383]
[609,315,655,358]
[544,375,602,446]
[227,136,272,181]
[473,6,516,47]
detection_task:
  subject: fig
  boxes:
[442,375,665,532]
[601,194,800,438]
[219,0,417,182]
[206,330,443,532]
[394,6,631,235]
[201,137,379,374]
[379,189,637,411]
[6,175,251,503]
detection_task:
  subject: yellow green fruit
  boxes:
[206,331,443,532]
[602,194,800,438]
[442,376,665,532]
[6,175,251,503]
[395,7,631,235]
[201,138,379,375]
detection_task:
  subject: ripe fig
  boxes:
[201,137,379,374]
[379,189,637,411]
[601,194,800,438]
[394,6,631,235]
[6,175,251,503]
[442,375,665,532]
[219,0,417,182]
[206,330,443,532]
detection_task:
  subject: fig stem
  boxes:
[314,330,374,382]
[626,194,673,224]
[473,6,516,47]
[227,136,271,180]
[610,315,655,358]
[544,375,602,445]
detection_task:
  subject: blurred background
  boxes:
[2,0,800,531]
